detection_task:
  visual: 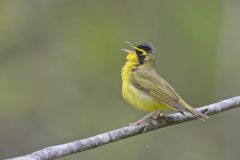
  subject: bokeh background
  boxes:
[0,0,240,160]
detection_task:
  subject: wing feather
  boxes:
[131,66,185,111]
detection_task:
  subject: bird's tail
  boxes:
[180,99,209,121]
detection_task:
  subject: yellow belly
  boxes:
[121,61,172,112]
[122,82,172,112]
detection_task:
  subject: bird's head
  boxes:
[121,41,155,65]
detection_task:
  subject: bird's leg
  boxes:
[150,110,165,120]
[129,111,157,126]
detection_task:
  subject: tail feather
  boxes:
[185,107,209,121]
[179,99,209,121]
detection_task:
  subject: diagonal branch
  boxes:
[7,96,240,160]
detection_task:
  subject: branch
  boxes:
[7,96,240,160]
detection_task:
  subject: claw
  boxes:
[150,113,167,121]
[202,108,209,114]
[129,121,148,126]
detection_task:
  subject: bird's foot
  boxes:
[202,108,209,114]
[128,111,166,126]
[129,120,148,126]
[150,112,167,121]
[129,111,157,126]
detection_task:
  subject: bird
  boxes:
[121,41,209,125]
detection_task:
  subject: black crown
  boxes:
[137,42,155,54]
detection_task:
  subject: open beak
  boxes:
[121,41,136,53]
[125,41,134,46]
[121,49,132,53]
[126,41,139,50]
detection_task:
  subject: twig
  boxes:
[7,96,240,160]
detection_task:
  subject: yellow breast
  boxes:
[121,62,170,112]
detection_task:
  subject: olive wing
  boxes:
[131,67,185,111]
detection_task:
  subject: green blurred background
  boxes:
[0,0,240,160]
